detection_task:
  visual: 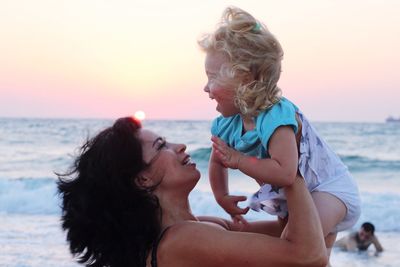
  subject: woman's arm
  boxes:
[236,218,287,237]
[164,177,327,267]
[198,215,284,237]
[196,216,230,230]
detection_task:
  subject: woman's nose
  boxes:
[175,143,186,153]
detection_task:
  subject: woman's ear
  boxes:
[135,171,153,188]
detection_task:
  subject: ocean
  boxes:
[0,118,399,267]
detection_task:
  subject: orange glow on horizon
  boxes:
[1,0,399,121]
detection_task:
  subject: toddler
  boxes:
[199,6,361,262]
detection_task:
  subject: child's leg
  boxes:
[311,191,347,266]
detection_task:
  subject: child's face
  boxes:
[204,52,239,117]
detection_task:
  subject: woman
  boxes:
[58,117,327,267]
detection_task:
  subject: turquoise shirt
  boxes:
[211,98,299,158]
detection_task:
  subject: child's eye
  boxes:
[207,73,217,80]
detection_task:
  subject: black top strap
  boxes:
[151,226,171,267]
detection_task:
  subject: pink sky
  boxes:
[1,0,399,121]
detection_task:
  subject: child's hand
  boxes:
[211,136,243,169]
[217,194,250,217]
[231,214,250,232]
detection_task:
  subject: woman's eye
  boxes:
[157,140,167,150]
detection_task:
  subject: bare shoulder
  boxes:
[157,220,292,267]
[196,216,230,230]
[165,220,226,238]
[157,221,229,267]
[162,220,229,247]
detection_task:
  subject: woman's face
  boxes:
[138,129,200,190]
[204,52,240,117]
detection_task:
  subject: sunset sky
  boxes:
[1,0,399,121]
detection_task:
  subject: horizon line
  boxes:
[0,115,390,124]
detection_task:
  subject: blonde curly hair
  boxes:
[198,6,283,116]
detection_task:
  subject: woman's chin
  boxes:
[190,170,201,187]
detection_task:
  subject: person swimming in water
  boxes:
[335,222,383,254]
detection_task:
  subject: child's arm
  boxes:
[209,146,249,217]
[212,126,298,187]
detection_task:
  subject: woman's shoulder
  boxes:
[155,221,229,267]
[163,220,229,242]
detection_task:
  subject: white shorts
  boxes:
[250,172,361,232]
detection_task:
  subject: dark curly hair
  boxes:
[57,117,161,267]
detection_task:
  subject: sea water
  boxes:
[0,118,399,266]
